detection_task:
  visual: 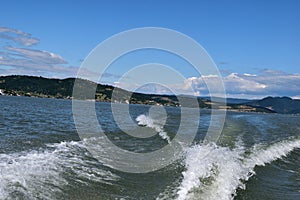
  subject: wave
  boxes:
[171,138,300,200]
[136,114,171,143]
[0,141,118,200]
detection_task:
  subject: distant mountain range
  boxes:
[247,96,300,114]
[1,75,299,114]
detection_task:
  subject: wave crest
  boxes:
[0,141,119,200]
[136,114,171,143]
[173,138,300,200]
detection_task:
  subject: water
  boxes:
[1,95,299,200]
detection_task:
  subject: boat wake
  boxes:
[0,141,119,200]
[158,137,300,200]
[136,114,171,143]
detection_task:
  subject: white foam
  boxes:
[0,141,118,200]
[174,138,300,200]
[136,114,171,143]
[245,139,300,168]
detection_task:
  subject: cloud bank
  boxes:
[183,70,300,99]
[116,69,300,99]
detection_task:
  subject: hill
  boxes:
[247,96,300,114]
[0,75,208,108]
[0,75,297,114]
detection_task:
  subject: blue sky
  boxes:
[0,0,299,98]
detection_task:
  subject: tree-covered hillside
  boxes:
[1,75,297,114]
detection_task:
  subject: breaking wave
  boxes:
[0,141,119,200]
[158,138,300,200]
[136,114,171,143]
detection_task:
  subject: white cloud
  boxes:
[112,70,298,98]
[0,46,69,75]
[181,70,300,98]
[0,27,40,46]
[4,46,67,64]
[292,95,300,100]
[13,37,40,46]
[0,27,76,78]
[224,73,267,92]
[243,73,257,77]
[0,27,124,80]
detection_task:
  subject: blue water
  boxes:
[0,95,299,200]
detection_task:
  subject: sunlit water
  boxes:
[1,96,299,200]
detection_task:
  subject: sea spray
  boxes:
[176,142,245,200]
[136,114,171,143]
[172,137,300,200]
[0,140,118,200]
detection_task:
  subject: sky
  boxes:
[0,0,299,99]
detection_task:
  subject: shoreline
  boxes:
[1,75,299,114]
[0,91,278,114]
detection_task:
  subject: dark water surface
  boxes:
[0,96,299,200]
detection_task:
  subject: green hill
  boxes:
[248,96,300,114]
[0,75,206,107]
[1,75,297,114]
